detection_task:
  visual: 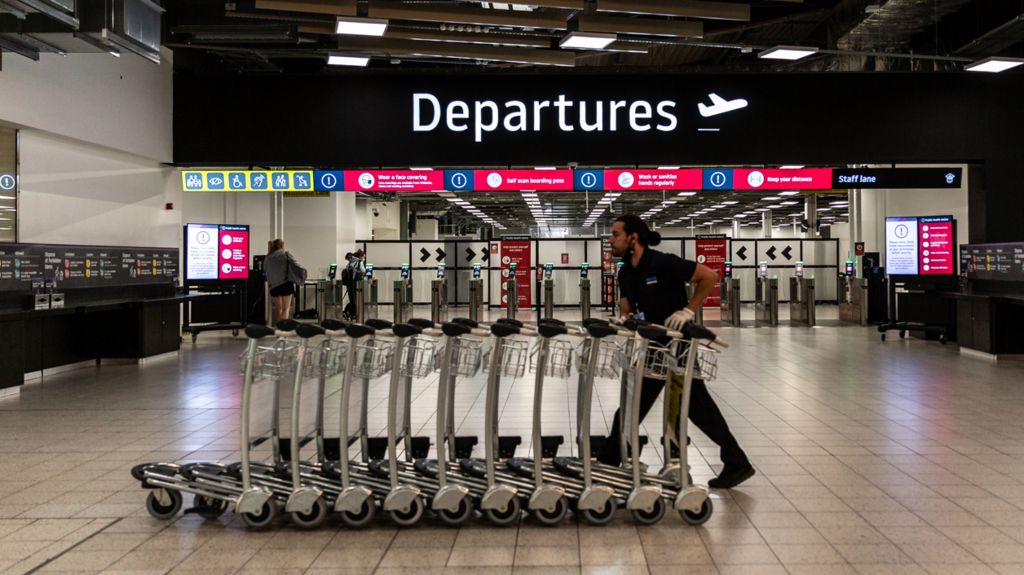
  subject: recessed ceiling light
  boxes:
[722,201,739,205]
[779,165,805,170]
[559,31,616,50]
[779,191,800,196]
[762,196,780,201]
[759,45,818,60]
[335,17,389,37]
[676,191,696,197]
[327,53,370,66]
[657,166,680,170]
[781,200,799,205]
[965,57,1024,73]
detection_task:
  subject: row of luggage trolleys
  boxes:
[132,314,726,529]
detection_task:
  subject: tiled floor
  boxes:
[3,305,1024,575]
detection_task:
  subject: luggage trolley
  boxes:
[132,322,307,529]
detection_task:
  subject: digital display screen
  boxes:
[471,264,481,279]
[885,215,955,276]
[400,264,409,279]
[436,264,445,279]
[365,263,374,279]
[580,263,589,278]
[185,223,250,281]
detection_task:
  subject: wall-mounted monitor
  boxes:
[184,223,250,282]
[885,215,956,276]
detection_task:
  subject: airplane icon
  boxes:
[698,93,748,117]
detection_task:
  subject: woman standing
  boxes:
[264,239,305,324]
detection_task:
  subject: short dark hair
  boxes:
[614,215,661,247]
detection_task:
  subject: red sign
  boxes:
[218,225,250,279]
[695,239,727,307]
[474,170,573,191]
[499,240,532,309]
[732,168,833,190]
[919,219,954,275]
[561,253,569,265]
[604,169,703,191]
[344,170,444,192]
[854,242,865,256]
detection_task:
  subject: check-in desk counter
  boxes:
[949,291,1024,355]
[789,276,815,326]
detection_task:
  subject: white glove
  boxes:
[665,308,695,331]
[611,314,630,325]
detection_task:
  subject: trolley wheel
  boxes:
[881,333,886,341]
[436,496,474,526]
[939,334,948,344]
[483,497,521,526]
[579,500,616,526]
[192,494,228,520]
[679,498,713,526]
[533,496,569,526]
[389,496,425,527]
[232,329,239,337]
[340,499,377,528]
[631,498,666,525]
[145,489,182,520]
[240,501,279,530]
[899,330,906,339]
[291,497,329,529]
[191,333,199,344]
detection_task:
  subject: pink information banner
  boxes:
[604,169,703,191]
[919,219,955,275]
[343,170,444,192]
[474,170,574,191]
[732,168,833,190]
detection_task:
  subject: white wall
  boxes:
[1,49,175,248]
[369,201,401,239]
[354,200,372,241]
[17,130,179,248]
[410,218,438,240]
[0,50,172,163]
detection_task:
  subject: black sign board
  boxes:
[0,243,179,292]
[960,242,1024,282]
[832,168,962,189]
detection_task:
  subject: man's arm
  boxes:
[686,263,718,312]
[618,297,631,319]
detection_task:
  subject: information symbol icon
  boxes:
[581,173,597,188]
[710,171,726,188]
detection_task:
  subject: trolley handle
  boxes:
[490,323,537,338]
[636,323,729,349]
[441,322,491,338]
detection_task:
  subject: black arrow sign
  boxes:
[465,247,475,262]
[481,248,490,262]
[419,248,430,262]
[782,246,793,260]
[736,246,748,261]
[435,248,446,262]
[767,246,778,261]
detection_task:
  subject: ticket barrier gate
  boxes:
[579,262,591,321]
[685,284,704,324]
[431,264,449,323]
[789,276,816,326]
[393,263,413,324]
[541,263,554,320]
[354,278,379,323]
[506,276,518,319]
[755,276,779,326]
[720,278,741,326]
[838,275,869,325]
[468,263,484,322]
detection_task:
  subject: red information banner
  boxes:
[343,170,444,192]
[918,217,954,275]
[695,237,727,308]
[604,169,703,191]
[474,170,574,191]
[500,239,532,309]
[218,225,250,279]
[732,168,833,190]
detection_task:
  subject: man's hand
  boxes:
[665,308,695,331]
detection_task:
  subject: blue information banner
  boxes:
[313,170,345,191]
[574,169,604,191]
[702,168,733,191]
[444,170,474,191]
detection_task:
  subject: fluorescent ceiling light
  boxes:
[534,166,557,170]
[661,200,677,205]
[965,57,1024,73]
[657,166,680,170]
[335,17,389,37]
[559,31,616,50]
[780,200,799,205]
[761,196,780,201]
[0,195,15,200]
[409,167,432,170]
[779,191,800,196]
[816,207,831,211]
[722,200,739,205]
[328,53,370,67]
[676,191,696,197]
[759,45,818,60]
[779,165,805,169]
[754,208,769,212]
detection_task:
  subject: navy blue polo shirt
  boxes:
[617,248,697,326]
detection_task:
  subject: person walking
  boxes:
[264,239,306,325]
[342,249,365,320]
[599,214,754,489]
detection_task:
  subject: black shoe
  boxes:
[708,464,755,489]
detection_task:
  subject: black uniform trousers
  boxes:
[599,376,749,468]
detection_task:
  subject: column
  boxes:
[761,210,772,238]
[803,194,817,238]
